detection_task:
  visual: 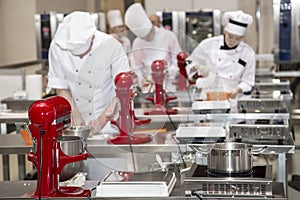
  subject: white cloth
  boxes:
[47,31,130,124]
[107,10,124,28]
[125,3,152,38]
[223,10,253,36]
[54,11,96,55]
[129,27,182,91]
[187,35,255,94]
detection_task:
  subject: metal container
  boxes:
[208,142,253,173]
[60,136,84,181]
[190,142,267,174]
[63,126,91,141]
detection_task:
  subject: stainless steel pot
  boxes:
[60,136,85,181]
[208,142,253,173]
[190,142,267,174]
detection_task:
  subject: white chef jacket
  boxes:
[129,27,182,86]
[187,35,255,93]
[110,33,131,54]
[47,31,130,124]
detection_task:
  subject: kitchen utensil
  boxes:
[206,91,231,100]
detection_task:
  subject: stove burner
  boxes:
[207,169,254,177]
[188,164,268,178]
[184,164,273,198]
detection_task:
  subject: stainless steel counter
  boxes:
[0,180,287,199]
[134,108,290,123]
[0,133,295,192]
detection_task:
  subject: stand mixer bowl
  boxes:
[63,126,91,142]
[60,136,85,182]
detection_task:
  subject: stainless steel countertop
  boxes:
[0,180,287,199]
[0,107,290,124]
[134,108,290,123]
[0,133,295,156]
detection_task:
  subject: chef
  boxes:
[125,3,182,92]
[186,10,255,100]
[47,11,130,134]
[148,13,161,28]
[107,9,131,54]
[47,11,131,180]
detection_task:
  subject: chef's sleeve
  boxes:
[237,49,255,93]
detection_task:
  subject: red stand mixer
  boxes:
[26,96,90,198]
[144,60,178,115]
[107,72,152,144]
[176,52,190,91]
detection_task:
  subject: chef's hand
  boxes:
[88,113,108,135]
[188,64,210,81]
[195,65,210,77]
[230,87,242,99]
[71,108,85,126]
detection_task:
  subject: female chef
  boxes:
[47,11,130,134]
[186,10,255,99]
[107,9,131,54]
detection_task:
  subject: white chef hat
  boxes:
[223,10,253,36]
[107,10,124,28]
[125,3,153,38]
[54,11,96,55]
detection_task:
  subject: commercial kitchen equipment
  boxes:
[253,79,291,96]
[237,98,289,114]
[25,96,90,198]
[108,72,152,144]
[176,51,190,91]
[192,100,231,114]
[156,10,222,53]
[96,171,176,197]
[274,0,300,68]
[144,60,178,115]
[229,124,290,144]
[176,123,226,144]
[185,163,273,198]
[35,12,106,61]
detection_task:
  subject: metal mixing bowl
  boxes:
[60,136,84,182]
[63,126,91,141]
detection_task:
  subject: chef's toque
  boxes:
[223,10,253,36]
[107,10,124,28]
[125,3,153,38]
[54,11,96,55]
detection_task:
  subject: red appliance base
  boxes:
[144,104,178,115]
[107,134,152,144]
[28,186,90,198]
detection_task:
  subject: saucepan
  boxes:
[190,142,267,173]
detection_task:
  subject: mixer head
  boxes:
[28,96,71,137]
